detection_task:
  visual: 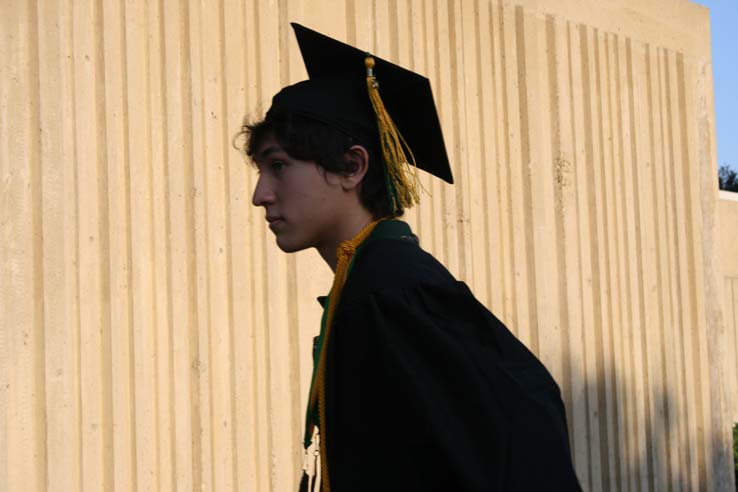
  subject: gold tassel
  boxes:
[365,55,420,214]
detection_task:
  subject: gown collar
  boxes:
[315,220,415,307]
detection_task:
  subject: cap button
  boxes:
[364,54,375,77]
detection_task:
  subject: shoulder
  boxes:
[341,236,456,303]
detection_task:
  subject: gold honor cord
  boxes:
[305,55,424,492]
[306,218,384,492]
[364,55,422,215]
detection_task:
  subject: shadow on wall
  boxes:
[574,375,736,491]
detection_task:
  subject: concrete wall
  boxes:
[719,192,738,427]
[1,0,734,490]
[719,192,738,278]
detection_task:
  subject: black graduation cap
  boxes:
[267,23,453,186]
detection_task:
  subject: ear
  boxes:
[340,144,370,191]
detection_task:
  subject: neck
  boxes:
[317,210,375,272]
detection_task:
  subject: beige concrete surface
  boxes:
[718,192,738,427]
[1,0,735,490]
[719,192,738,277]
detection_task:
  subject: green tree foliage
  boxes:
[719,164,738,192]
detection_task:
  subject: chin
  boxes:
[275,235,310,254]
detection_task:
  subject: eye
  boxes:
[271,161,286,174]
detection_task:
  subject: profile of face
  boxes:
[251,135,349,254]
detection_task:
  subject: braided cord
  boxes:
[307,219,384,492]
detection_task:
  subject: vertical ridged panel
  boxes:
[1,0,735,491]
[718,192,738,479]
[724,276,738,426]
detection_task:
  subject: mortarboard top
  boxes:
[267,23,453,186]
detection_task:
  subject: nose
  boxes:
[251,174,275,207]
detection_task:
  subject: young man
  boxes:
[246,24,581,492]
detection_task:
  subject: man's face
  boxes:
[251,135,347,253]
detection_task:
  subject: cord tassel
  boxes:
[310,446,319,492]
[299,445,310,492]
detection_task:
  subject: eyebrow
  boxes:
[255,145,283,162]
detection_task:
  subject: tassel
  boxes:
[365,54,421,215]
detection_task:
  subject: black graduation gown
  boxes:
[320,220,582,491]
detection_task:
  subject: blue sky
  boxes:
[693,0,738,169]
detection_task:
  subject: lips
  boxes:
[266,216,284,231]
